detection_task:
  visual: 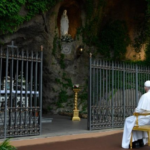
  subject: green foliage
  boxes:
[145,43,150,64]
[82,0,104,47]
[46,105,52,112]
[56,90,68,108]
[52,33,58,56]
[55,74,73,89]
[0,0,25,33]
[0,0,57,34]
[0,138,16,150]
[98,21,130,60]
[78,86,88,102]
[55,73,73,108]
[60,54,65,69]
[145,0,150,63]
[62,73,73,88]
[78,80,88,112]
[81,0,130,60]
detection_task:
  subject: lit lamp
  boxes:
[76,45,84,58]
[72,84,81,121]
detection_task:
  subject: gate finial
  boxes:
[11,41,14,46]
[41,45,43,51]
[90,53,92,57]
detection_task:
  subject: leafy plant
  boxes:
[60,54,65,69]
[55,75,73,89]
[145,0,150,64]
[52,32,58,56]
[98,21,130,60]
[0,138,16,150]
[56,90,68,108]
[82,0,104,47]
[0,0,57,34]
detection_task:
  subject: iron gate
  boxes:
[0,41,43,138]
[88,55,150,130]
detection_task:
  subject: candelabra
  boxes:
[72,88,80,121]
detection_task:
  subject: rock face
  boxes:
[0,0,88,114]
[0,0,147,115]
[102,0,147,61]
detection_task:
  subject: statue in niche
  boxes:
[60,10,69,36]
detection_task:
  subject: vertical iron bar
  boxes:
[25,50,28,131]
[131,64,133,111]
[106,62,108,104]
[4,47,9,138]
[106,61,108,128]
[0,48,2,112]
[29,51,33,129]
[126,64,128,112]
[120,63,123,124]
[109,61,110,123]
[34,52,38,129]
[15,48,19,131]
[144,66,146,93]
[96,60,98,108]
[131,64,134,111]
[39,46,43,134]
[123,63,125,120]
[93,59,95,129]
[111,61,114,128]
[9,46,14,131]
[99,60,102,127]
[117,63,119,126]
[0,47,2,137]
[135,65,138,105]
[20,50,24,130]
[100,60,102,105]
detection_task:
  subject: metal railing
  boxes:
[0,41,43,138]
[88,55,150,130]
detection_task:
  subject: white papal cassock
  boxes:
[122,90,150,149]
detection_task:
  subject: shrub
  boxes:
[0,138,16,150]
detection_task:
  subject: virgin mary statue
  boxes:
[60,10,69,36]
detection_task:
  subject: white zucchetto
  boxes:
[144,80,150,87]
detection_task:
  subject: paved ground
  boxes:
[42,114,88,136]
[4,114,100,142]
[4,115,150,149]
[16,132,150,150]
[11,130,123,147]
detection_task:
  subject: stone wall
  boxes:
[0,0,147,115]
[0,0,88,115]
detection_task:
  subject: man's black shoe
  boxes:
[138,139,144,147]
[129,141,140,149]
[133,141,140,148]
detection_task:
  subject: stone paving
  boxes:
[11,129,123,147]
[14,131,150,150]
[3,115,149,149]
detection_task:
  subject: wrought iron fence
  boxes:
[88,55,150,130]
[0,41,43,138]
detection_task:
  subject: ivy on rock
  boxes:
[0,0,57,34]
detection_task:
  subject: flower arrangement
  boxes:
[73,84,80,89]
[61,34,74,43]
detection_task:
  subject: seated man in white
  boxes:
[122,80,150,149]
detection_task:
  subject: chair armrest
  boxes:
[133,112,150,126]
[133,112,150,116]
